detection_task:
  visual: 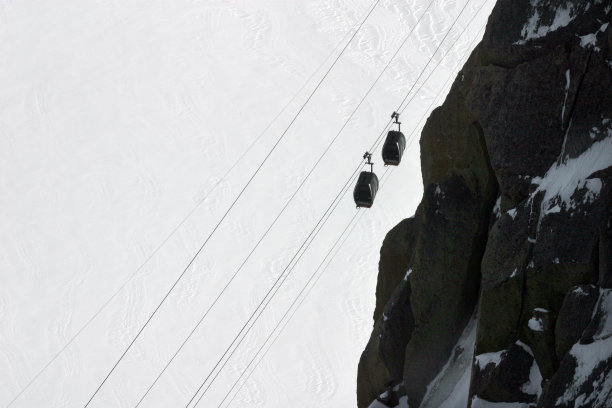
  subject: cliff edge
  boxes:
[357,1,612,407]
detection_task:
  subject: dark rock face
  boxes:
[471,342,539,404]
[538,289,612,408]
[554,285,599,362]
[373,217,417,322]
[357,0,612,407]
[357,218,419,407]
[403,169,496,407]
[358,278,415,407]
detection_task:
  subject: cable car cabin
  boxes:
[382,130,406,166]
[353,171,379,208]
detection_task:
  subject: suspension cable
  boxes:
[132,0,439,404]
[399,25,488,154]
[365,0,473,154]
[219,207,363,408]
[222,212,363,408]
[393,0,475,113]
[80,1,382,406]
[219,15,491,408]
[134,156,365,407]
[183,158,366,407]
[396,0,490,115]
[182,1,476,405]
[220,167,392,408]
[369,0,490,158]
[3,6,379,408]
[189,165,370,408]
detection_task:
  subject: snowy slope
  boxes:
[0,0,493,407]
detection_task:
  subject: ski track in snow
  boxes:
[0,0,493,407]
[343,245,377,343]
[304,340,337,405]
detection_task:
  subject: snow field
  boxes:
[0,0,493,406]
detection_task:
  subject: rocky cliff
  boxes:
[357,1,612,407]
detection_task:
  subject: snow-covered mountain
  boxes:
[0,0,493,407]
[358,1,612,407]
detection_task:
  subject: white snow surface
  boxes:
[515,340,535,357]
[521,357,543,397]
[471,342,542,407]
[579,22,610,50]
[492,196,501,218]
[368,400,393,408]
[517,0,577,44]
[471,397,532,408]
[475,350,505,370]
[506,208,517,220]
[0,0,494,407]
[573,286,589,296]
[368,396,409,408]
[557,289,612,407]
[421,315,478,408]
[531,130,612,219]
[561,68,570,124]
[367,315,478,408]
[528,317,544,332]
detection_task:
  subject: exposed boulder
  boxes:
[471,342,541,405]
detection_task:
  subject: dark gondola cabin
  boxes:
[382,130,406,166]
[353,171,379,208]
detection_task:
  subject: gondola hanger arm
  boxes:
[391,111,401,132]
[363,151,374,172]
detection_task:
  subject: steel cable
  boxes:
[218,13,491,408]
[81,1,382,406]
[183,0,476,405]
[132,0,439,404]
[2,6,378,408]
[220,167,392,408]
[190,167,370,408]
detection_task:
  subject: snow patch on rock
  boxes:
[579,22,609,50]
[421,316,477,408]
[528,317,544,331]
[556,289,612,406]
[516,1,578,44]
[531,134,612,224]
[515,340,535,357]
[544,204,561,214]
[368,399,392,408]
[521,358,543,397]
[561,68,571,124]
[471,397,533,408]
[475,350,505,369]
[506,208,517,220]
[493,196,501,218]
[573,286,589,296]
